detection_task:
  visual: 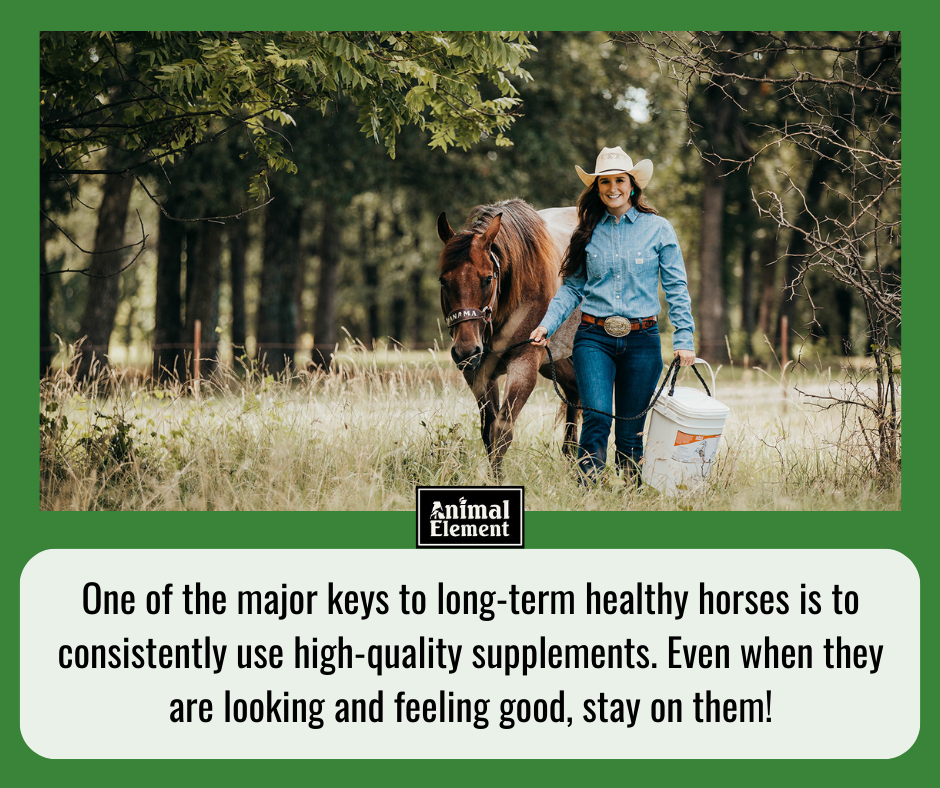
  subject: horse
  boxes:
[437,198,582,478]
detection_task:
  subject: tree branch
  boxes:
[41,210,148,277]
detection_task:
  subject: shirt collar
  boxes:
[601,206,640,225]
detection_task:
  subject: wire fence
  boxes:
[40,340,442,356]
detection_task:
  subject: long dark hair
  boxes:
[559,174,658,279]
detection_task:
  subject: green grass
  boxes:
[39,348,900,511]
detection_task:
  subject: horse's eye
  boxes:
[484,276,494,287]
[438,277,446,288]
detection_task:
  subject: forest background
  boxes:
[37,28,902,509]
[40,31,900,378]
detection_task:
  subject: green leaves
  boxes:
[41,31,536,193]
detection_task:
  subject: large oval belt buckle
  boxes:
[603,315,631,337]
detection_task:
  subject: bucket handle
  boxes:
[667,357,715,398]
[694,357,717,397]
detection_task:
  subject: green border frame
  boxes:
[15,8,929,786]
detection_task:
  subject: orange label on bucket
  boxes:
[672,432,721,464]
[674,431,720,446]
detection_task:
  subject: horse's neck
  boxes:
[493,272,552,339]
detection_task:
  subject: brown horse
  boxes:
[437,198,581,477]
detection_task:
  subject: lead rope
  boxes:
[494,338,711,422]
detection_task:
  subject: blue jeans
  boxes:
[572,321,664,479]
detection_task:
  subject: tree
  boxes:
[72,156,137,381]
[41,31,537,377]
[623,31,901,475]
[256,172,303,373]
[41,31,535,195]
[40,179,56,376]
[152,208,186,381]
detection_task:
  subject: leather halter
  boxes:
[444,250,501,347]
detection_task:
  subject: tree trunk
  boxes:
[834,285,853,355]
[811,268,855,356]
[311,200,342,370]
[410,223,426,347]
[738,187,757,353]
[257,202,303,374]
[755,231,779,341]
[152,211,185,381]
[183,225,198,321]
[293,235,309,349]
[73,168,135,381]
[121,264,139,351]
[387,210,407,347]
[697,161,729,362]
[362,208,381,345]
[777,155,832,348]
[228,219,248,356]
[694,73,734,364]
[390,295,407,346]
[184,222,223,380]
[40,181,54,377]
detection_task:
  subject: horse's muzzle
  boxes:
[452,344,484,371]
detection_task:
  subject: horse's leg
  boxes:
[489,354,539,479]
[465,369,500,457]
[539,356,581,458]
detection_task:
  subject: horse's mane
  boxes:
[438,199,557,313]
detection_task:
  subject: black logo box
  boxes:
[416,486,524,548]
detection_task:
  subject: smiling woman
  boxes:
[596,172,634,217]
[530,146,696,486]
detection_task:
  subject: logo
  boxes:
[416,486,524,548]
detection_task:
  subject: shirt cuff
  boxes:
[672,330,695,352]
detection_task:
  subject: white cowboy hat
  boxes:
[575,146,654,190]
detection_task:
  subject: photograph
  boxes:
[39,31,901,511]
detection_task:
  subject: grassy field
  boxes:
[39,348,901,511]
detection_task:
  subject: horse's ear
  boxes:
[481,212,502,248]
[437,212,455,244]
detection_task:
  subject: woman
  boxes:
[530,146,696,484]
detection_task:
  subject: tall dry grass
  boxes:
[39,348,900,511]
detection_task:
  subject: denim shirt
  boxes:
[540,207,695,351]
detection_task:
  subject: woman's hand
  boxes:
[530,326,548,347]
[674,348,696,367]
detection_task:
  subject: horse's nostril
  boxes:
[452,345,483,371]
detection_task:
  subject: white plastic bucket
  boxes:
[642,359,731,495]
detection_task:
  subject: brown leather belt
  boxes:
[582,314,657,333]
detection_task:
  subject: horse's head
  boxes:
[437,211,503,372]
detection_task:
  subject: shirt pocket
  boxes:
[586,250,605,280]
[627,248,657,283]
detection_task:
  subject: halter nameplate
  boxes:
[446,308,490,329]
